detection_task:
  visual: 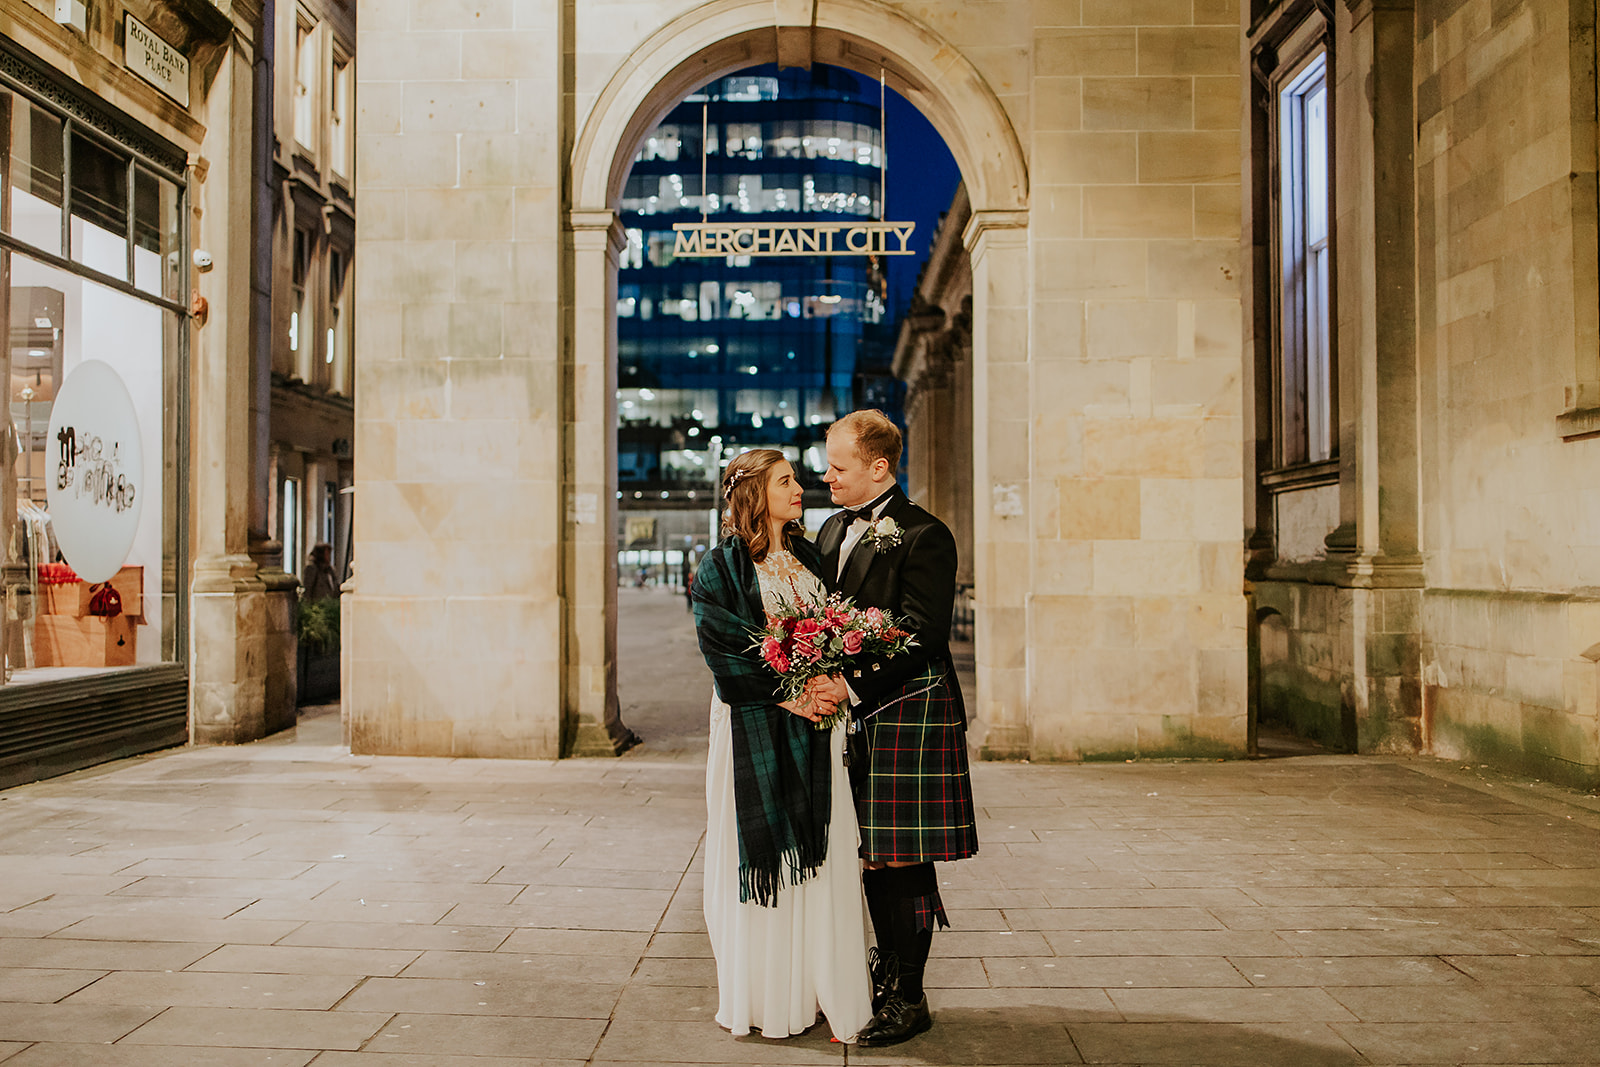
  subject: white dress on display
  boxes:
[703,547,873,1042]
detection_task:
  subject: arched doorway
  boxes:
[562,1,1030,755]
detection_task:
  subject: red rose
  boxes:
[793,618,823,639]
[842,630,864,655]
[762,637,791,674]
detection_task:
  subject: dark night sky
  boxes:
[882,86,961,321]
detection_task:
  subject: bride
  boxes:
[690,448,873,1042]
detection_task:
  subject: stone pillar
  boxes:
[346,0,565,758]
[191,11,271,744]
[965,211,1031,759]
[565,210,634,755]
[1331,0,1423,750]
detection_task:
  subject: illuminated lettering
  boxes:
[668,221,917,257]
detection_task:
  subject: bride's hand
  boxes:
[779,695,824,722]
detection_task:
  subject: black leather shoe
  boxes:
[868,948,899,1013]
[855,992,932,1047]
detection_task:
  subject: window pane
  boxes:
[132,168,180,299]
[68,133,129,278]
[294,24,317,150]
[330,58,351,177]
[2,93,64,253]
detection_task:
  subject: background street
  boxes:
[0,592,1596,1064]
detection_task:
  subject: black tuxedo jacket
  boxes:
[817,486,965,718]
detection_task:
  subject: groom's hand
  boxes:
[806,674,850,707]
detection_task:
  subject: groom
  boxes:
[815,409,978,1047]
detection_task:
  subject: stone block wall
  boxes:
[1422,592,1600,786]
[1026,1,1248,760]
[349,0,566,757]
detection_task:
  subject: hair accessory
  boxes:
[724,466,753,491]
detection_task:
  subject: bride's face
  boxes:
[765,461,804,523]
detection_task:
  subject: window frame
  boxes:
[292,13,320,161]
[328,43,352,184]
[1275,49,1334,469]
[1252,2,1339,482]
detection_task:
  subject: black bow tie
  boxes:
[845,508,875,526]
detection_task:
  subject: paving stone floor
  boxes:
[1,594,1598,1065]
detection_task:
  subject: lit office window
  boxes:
[1279,52,1333,465]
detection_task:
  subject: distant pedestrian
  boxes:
[304,543,340,601]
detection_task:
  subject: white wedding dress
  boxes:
[703,547,874,1042]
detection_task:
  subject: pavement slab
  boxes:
[0,637,1596,1065]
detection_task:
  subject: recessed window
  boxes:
[294,21,319,154]
[1278,52,1333,466]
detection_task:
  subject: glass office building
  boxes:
[616,65,901,576]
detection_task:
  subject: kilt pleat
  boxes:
[855,666,979,864]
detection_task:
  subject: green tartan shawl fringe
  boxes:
[693,535,833,908]
[739,845,825,909]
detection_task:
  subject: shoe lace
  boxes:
[868,946,899,989]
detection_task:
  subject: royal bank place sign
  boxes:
[124,14,190,108]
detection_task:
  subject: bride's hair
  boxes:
[721,448,802,563]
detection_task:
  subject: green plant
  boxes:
[295,597,340,653]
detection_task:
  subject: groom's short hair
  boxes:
[830,409,902,472]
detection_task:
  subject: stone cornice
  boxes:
[567,209,627,254]
[962,209,1027,258]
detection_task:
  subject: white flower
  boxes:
[864,516,902,551]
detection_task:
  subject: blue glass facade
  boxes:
[616,66,900,511]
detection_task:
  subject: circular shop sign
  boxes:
[46,360,144,584]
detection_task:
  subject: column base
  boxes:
[191,553,294,746]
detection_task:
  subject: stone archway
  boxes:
[561,0,1032,755]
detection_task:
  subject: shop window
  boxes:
[1277,52,1333,466]
[329,51,351,180]
[293,19,319,156]
[0,67,187,690]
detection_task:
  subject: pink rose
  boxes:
[842,630,864,655]
[792,637,821,663]
[863,607,885,628]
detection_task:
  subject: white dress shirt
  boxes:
[835,491,894,582]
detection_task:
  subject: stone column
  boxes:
[564,210,634,755]
[965,210,1031,759]
[346,0,565,758]
[191,10,271,744]
[1331,0,1423,750]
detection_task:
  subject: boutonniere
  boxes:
[862,516,902,552]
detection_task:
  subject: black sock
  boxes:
[862,866,896,960]
[881,863,939,1004]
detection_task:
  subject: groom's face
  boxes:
[823,432,885,508]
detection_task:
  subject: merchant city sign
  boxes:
[671,221,916,257]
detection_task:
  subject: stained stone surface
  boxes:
[0,695,1598,1064]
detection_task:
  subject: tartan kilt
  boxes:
[853,665,979,864]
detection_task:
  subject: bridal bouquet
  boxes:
[754,595,918,730]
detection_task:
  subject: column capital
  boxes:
[962,210,1028,260]
[567,209,627,255]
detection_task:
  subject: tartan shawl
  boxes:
[691,534,832,907]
